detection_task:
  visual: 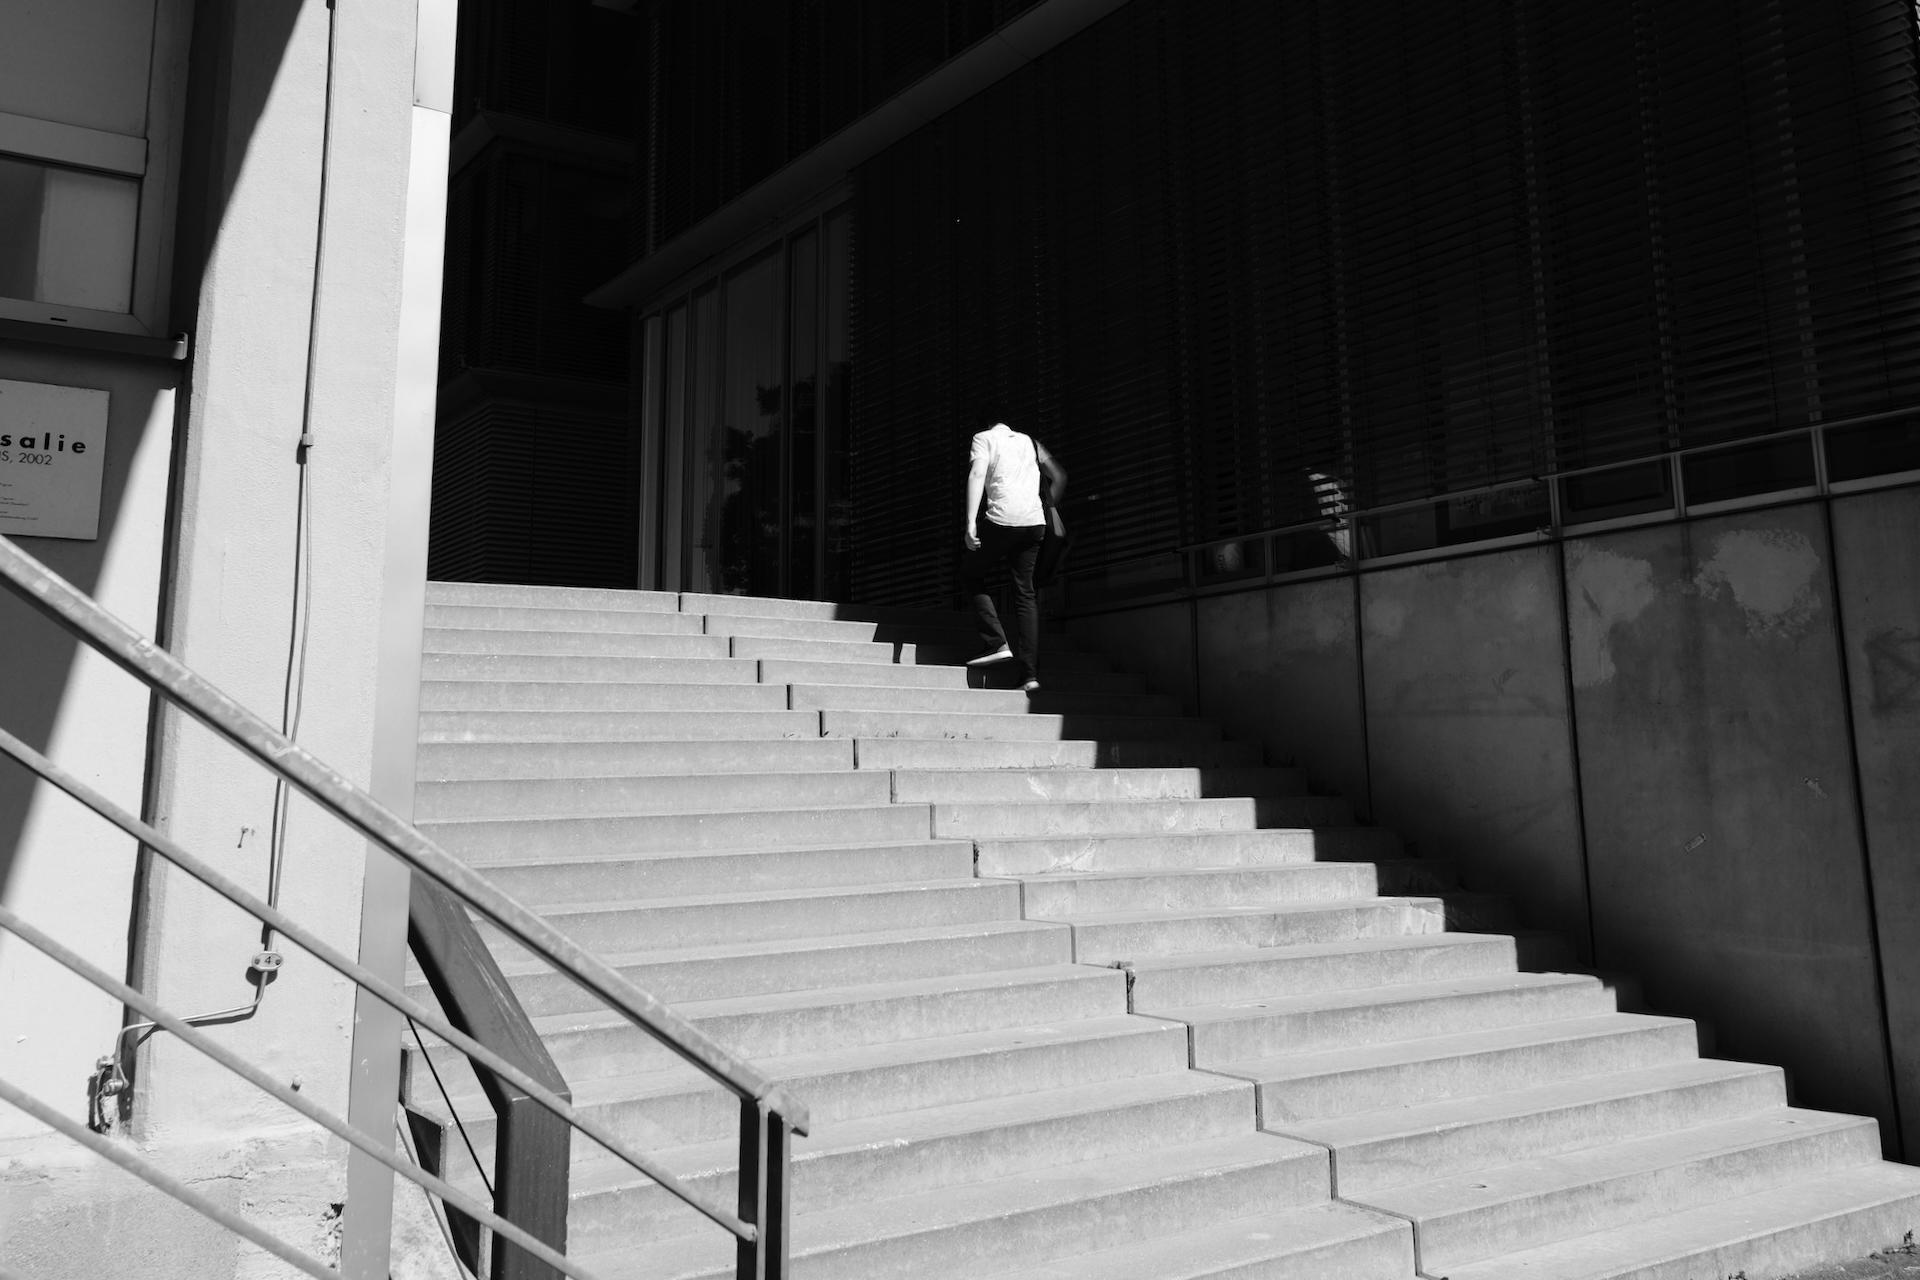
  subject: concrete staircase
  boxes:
[406,581,1920,1280]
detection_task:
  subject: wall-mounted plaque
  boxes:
[0,378,109,540]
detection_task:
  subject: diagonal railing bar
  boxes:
[0,722,750,1242]
[0,1075,336,1280]
[0,536,809,1136]
[0,905,607,1280]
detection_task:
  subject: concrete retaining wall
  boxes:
[1077,492,1920,1156]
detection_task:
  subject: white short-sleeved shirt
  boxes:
[970,423,1045,528]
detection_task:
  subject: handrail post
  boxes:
[410,877,572,1280]
[736,1099,790,1280]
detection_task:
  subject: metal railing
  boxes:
[1057,409,1920,609]
[0,534,806,1280]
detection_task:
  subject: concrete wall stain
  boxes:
[1691,527,1822,639]
[1565,542,1658,688]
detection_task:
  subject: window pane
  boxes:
[0,155,137,312]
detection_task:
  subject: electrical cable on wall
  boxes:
[91,0,341,1130]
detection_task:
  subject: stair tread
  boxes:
[421,801,932,828]
[1051,893,1443,926]
[1212,1010,1695,1083]
[1015,860,1396,885]
[1368,1106,1877,1222]
[1123,930,1514,975]
[420,1013,1180,1117]
[485,874,1005,919]
[583,1130,1328,1276]
[987,1200,1412,1280]
[568,1067,1249,1194]
[466,836,970,872]
[513,961,1119,1040]
[433,916,1064,983]
[1279,1057,1781,1151]
[1441,1160,1920,1280]
[1153,970,1603,1022]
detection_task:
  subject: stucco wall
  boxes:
[0,349,179,1145]
[1079,492,1919,1154]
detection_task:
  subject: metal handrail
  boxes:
[0,533,804,1277]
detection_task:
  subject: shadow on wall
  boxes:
[0,0,305,917]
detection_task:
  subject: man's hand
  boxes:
[964,524,980,551]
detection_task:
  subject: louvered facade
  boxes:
[426,0,641,586]
[835,0,1920,606]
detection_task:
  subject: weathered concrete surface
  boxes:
[1194,578,1370,815]
[1566,506,1897,1143]
[1068,600,1197,714]
[1831,488,1920,1160]
[1360,549,1588,951]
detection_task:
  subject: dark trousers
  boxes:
[963,520,1045,682]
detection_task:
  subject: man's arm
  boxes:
[964,454,988,550]
[1037,442,1067,503]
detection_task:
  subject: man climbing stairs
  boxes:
[406,581,1920,1279]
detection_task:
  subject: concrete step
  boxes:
[929,795,1352,838]
[471,840,977,906]
[1285,1058,1787,1198]
[475,877,1018,958]
[488,964,1129,1084]
[416,918,1071,1014]
[1374,1108,1882,1273]
[469,839,967,906]
[678,592,968,626]
[422,628,729,659]
[567,1070,1257,1250]
[1122,932,1523,1008]
[919,643,1116,672]
[1064,895,1459,962]
[420,652,756,683]
[590,1130,1335,1280]
[416,736,849,781]
[408,1015,1195,1163]
[703,612,984,646]
[419,682,783,713]
[889,766,1307,804]
[1020,863,1401,918]
[418,709,817,742]
[1441,1160,1920,1280]
[425,603,706,634]
[853,737,1263,771]
[730,633,912,664]
[759,657,973,690]
[821,708,1222,742]
[788,683,1034,714]
[426,581,679,611]
[988,1201,1414,1280]
[415,768,892,820]
[421,802,933,858]
[1169,971,1618,1065]
[1223,1012,1703,1125]
[972,827,1403,876]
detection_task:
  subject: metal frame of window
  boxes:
[0,0,191,341]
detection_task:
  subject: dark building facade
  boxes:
[428,0,640,585]
[438,0,1920,1156]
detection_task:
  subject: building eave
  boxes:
[585,0,1133,311]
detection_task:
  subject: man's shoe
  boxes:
[967,646,1014,666]
[1021,679,1041,693]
